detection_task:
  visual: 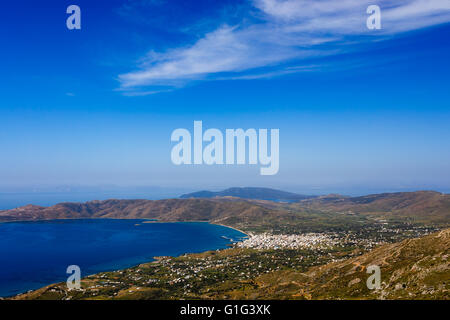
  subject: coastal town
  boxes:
[235,233,338,250]
[233,222,437,251]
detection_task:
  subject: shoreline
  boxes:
[211,223,250,237]
[2,218,249,299]
[136,218,250,236]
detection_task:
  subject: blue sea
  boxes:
[0,191,176,210]
[0,219,246,297]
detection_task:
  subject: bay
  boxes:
[0,219,246,297]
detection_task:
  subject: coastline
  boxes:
[141,219,250,236]
[2,218,248,299]
[211,223,250,237]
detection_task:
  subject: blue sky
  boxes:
[1,0,450,195]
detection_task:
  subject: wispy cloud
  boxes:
[118,0,450,94]
[115,88,174,96]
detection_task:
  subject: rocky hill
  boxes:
[0,198,290,227]
[245,228,449,299]
[296,191,450,224]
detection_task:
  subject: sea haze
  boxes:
[0,219,246,297]
[0,191,173,210]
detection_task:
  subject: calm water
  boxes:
[0,219,246,297]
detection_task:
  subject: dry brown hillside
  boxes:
[0,198,290,226]
[295,191,450,224]
[236,228,449,300]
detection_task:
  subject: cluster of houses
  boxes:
[235,233,339,250]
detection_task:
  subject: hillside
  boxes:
[295,191,450,225]
[180,187,314,201]
[244,228,449,299]
[0,198,291,227]
[179,189,450,226]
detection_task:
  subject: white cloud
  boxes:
[118,0,450,94]
[118,89,173,96]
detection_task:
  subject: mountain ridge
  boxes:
[0,198,288,226]
[180,187,315,201]
[295,190,450,224]
[1,190,448,227]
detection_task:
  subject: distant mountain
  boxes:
[180,187,315,201]
[296,191,450,224]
